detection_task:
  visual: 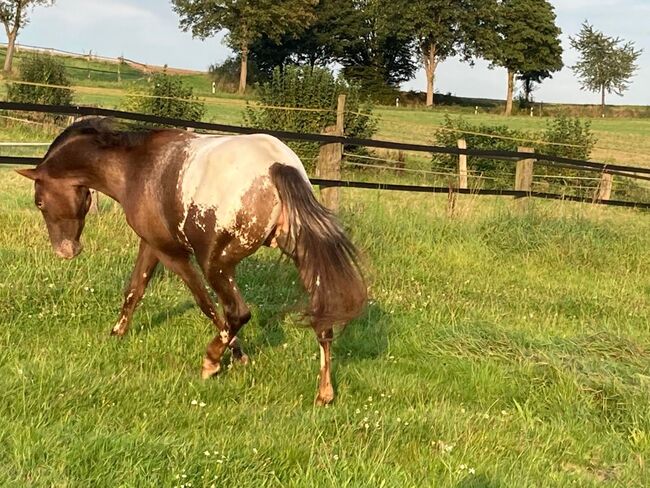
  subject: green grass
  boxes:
[2,167,650,486]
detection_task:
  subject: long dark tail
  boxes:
[270,163,367,333]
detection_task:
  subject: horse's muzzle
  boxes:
[54,239,83,259]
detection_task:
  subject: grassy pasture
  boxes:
[1,166,650,486]
[2,45,650,487]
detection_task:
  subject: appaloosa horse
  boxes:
[17,117,366,405]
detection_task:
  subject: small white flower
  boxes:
[333,454,339,460]
[204,450,211,456]
[459,464,467,470]
[252,448,258,454]
[199,402,206,407]
[469,468,476,475]
[190,400,198,405]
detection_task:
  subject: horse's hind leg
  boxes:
[206,263,252,365]
[315,327,335,405]
[111,240,159,336]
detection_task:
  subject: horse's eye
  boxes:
[36,200,44,209]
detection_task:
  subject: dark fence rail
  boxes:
[1,102,649,210]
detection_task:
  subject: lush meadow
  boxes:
[1,47,650,487]
[1,164,650,486]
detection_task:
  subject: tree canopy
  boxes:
[474,0,563,115]
[570,22,642,115]
[337,0,418,102]
[171,0,317,93]
[1,0,54,73]
[407,0,473,106]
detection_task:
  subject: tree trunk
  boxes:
[238,43,248,94]
[3,31,18,74]
[600,85,606,117]
[424,42,437,107]
[504,69,514,116]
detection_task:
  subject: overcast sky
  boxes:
[4,0,649,105]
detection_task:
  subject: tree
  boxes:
[337,0,418,101]
[517,70,551,105]
[171,0,316,94]
[407,0,472,107]
[0,0,54,74]
[570,22,642,115]
[475,0,563,116]
[276,0,362,69]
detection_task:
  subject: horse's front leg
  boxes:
[153,251,229,378]
[111,239,159,336]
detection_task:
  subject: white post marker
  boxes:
[212,82,216,95]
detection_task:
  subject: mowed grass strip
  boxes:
[1,168,649,487]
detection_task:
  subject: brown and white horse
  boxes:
[17,117,366,405]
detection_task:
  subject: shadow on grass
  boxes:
[456,474,502,488]
[129,254,390,366]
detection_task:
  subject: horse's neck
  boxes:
[74,147,133,203]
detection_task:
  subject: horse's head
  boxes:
[17,167,92,259]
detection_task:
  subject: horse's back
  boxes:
[178,134,308,260]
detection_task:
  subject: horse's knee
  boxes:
[226,306,251,330]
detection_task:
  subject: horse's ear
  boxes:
[15,168,39,180]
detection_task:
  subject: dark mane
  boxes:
[43,117,173,161]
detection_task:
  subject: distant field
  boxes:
[2,44,650,167]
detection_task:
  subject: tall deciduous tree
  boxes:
[171,0,316,94]
[476,0,563,116]
[407,0,471,107]
[245,0,362,79]
[338,0,417,100]
[0,0,54,74]
[570,22,642,115]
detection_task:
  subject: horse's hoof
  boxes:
[110,327,125,337]
[237,353,250,365]
[201,358,221,379]
[314,391,335,406]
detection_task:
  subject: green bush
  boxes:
[432,115,528,186]
[6,54,73,106]
[432,115,600,194]
[244,67,377,170]
[124,73,205,122]
[540,115,596,161]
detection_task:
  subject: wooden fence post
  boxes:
[457,138,468,189]
[515,147,535,209]
[596,172,613,201]
[336,94,346,135]
[316,95,345,212]
[317,126,341,212]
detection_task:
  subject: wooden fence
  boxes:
[2,101,650,212]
